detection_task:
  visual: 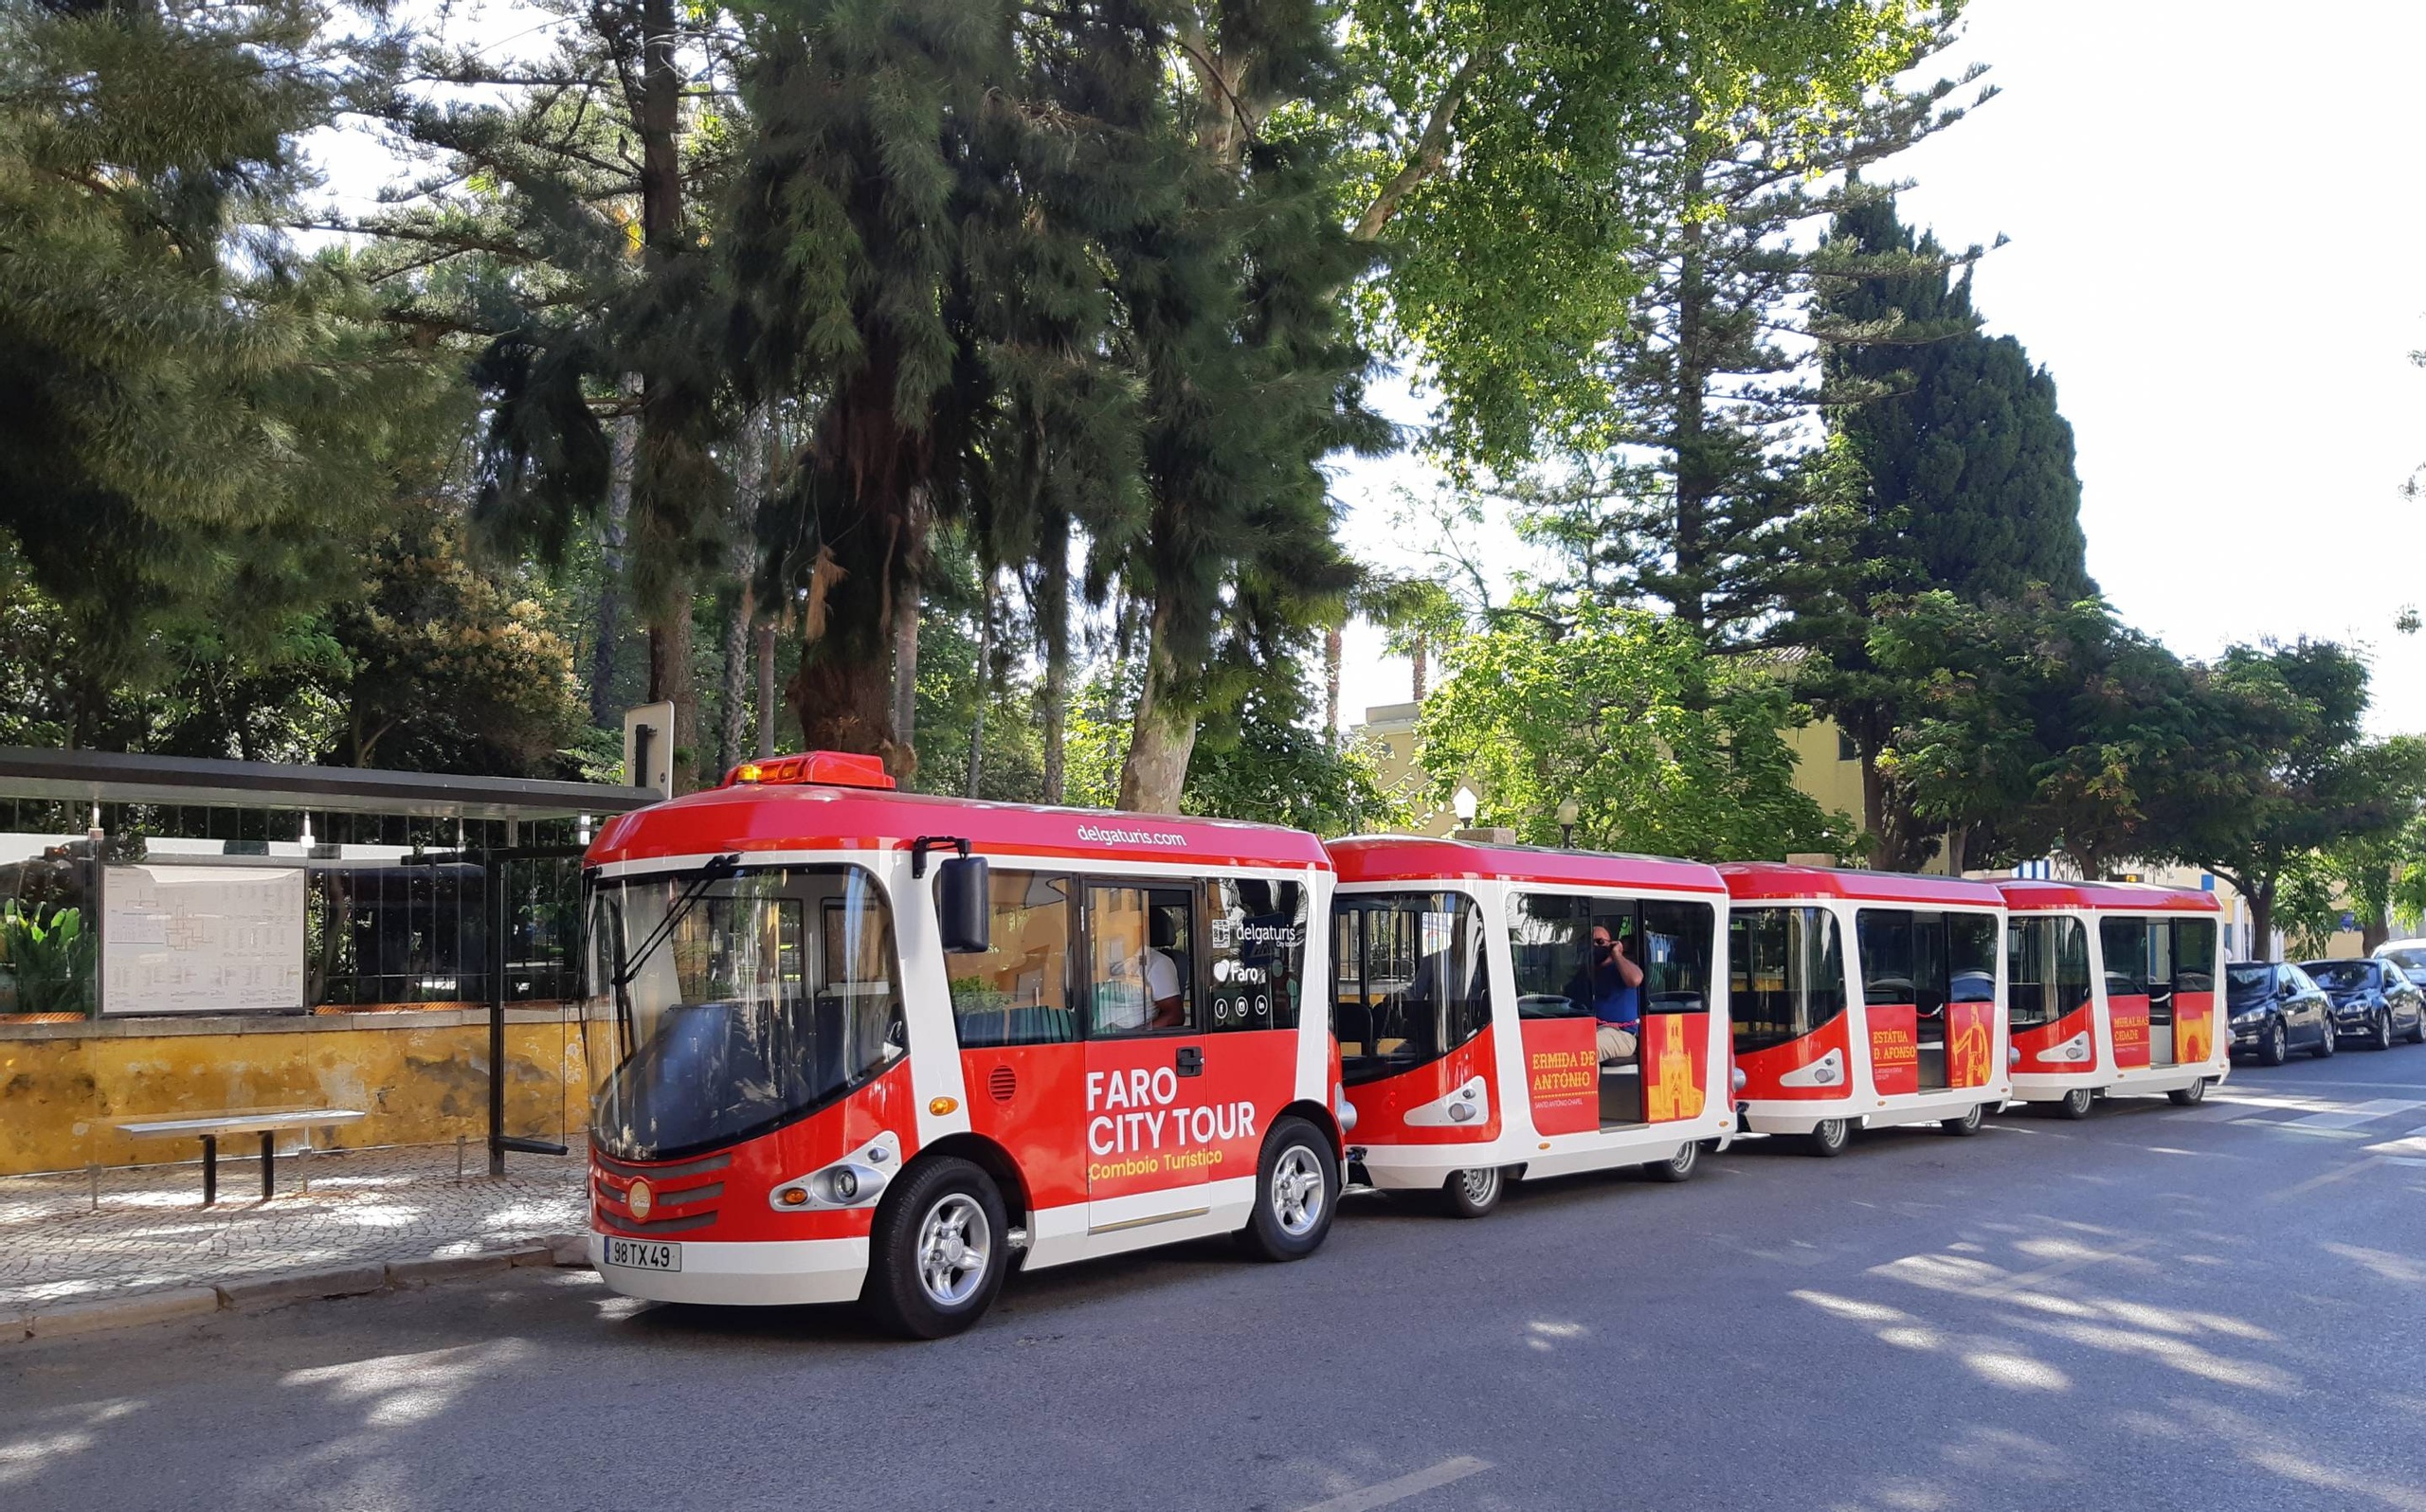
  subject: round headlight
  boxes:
[829,1168,860,1202]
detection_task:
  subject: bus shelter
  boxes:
[0,747,654,1179]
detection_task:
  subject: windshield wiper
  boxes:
[607,854,741,1056]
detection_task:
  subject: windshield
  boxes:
[2302,961,2375,993]
[585,865,905,1161]
[2381,947,2426,982]
[2225,963,2274,1002]
[1331,891,1491,1086]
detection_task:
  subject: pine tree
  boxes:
[1509,75,1982,649]
[0,0,437,742]
[1797,192,2096,868]
[359,0,739,789]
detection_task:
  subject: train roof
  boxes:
[588,778,1331,873]
[1717,861,2006,909]
[1327,835,1726,894]
[1996,878,2220,913]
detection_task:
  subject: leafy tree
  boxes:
[1867,589,2219,877]
[1325,0,1950,466]
[0,0,438,742]
[326,499,587,774]
[1418,600,1849,859]
[2160,643,2426,952]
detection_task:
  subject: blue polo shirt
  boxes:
[1582,961,1639,1027]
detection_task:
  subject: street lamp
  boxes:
[1556,798,1580,848]
[1453,786,1478,827]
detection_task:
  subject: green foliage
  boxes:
[1,901,95,1017]
[0,0,448,729]
[2273,853,2346,962]
[1340,0,1953,467]
[1418,600,1850,860]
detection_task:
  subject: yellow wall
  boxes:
[1787,718,1868,834]
[0,1010,592,1176]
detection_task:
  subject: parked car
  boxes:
[2299,958,2426,1050]
[2374,938,2426,991]
[2226,961,2334,1066]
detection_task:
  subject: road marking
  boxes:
[2270,1158,2386,1200]
[2284,1098,2424,1130]
[1294,1456,1492,1512]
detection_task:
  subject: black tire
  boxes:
[2256,1018,2289,1067]
[2373,1011,2395,1052]
[2167,1077,2208,1107]
[1940,1103,1985,1136]
[1802,1118,1851,1157]
[1644,1138,1700,1182]
[2312,1019,2338,1059]
[860,1156,1009,1341]
[1439,1166,1504,1218]
[1238,1116,1338,1261]
[2408,1012,2426,1046]
[2053,1087,2094,1121]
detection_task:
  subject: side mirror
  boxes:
[936,855,991,954]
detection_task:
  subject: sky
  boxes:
[1329,0,2426,735]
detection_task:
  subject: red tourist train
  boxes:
[578,752,2229,1335]
[1998,879,2227,1114]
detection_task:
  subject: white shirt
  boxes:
[1101,948,1182,1030]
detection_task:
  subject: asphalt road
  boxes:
[9,1049,2426,1512]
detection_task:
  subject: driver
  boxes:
[1566,926,1644,1063]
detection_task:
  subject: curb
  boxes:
[4,1233,592,1347]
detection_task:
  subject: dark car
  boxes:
[2226,961,2334,1066]
[2298,958,2426,1051]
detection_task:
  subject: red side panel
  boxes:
[2014,1003,2095,1074]
[1868,1003,1919,1096]
[2110,994,2151,1068]
[961,1043,1088,1211]
[1349,1026,1502,1146]
[1946,1000,1997,1088]
[2176,990,2217,1065]
[1642,1012,1711,1122]
[1521,1018,1598,1135]
[1082,1031,1297,1199]
[1737,1013,1855,1101]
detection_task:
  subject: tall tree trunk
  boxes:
[1324,625,1342,741]
[1039,518,1070,804]
[1412,631,1428,702]
[635,0,696,789]
[2248,878,2276,961]
[755,621,777,759]
[967,575,993,798]
[1670,162,1713,641]
[590,391,636,727]
[890,581,920,771]
[717,581,751,780]
[1118,601,1196,815]
[791,653,894,758]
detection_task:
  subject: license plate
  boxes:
[605,1237,681,1272]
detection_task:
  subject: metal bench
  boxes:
[113,1109,368,1205]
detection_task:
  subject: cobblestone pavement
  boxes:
[0,1145,587,1309]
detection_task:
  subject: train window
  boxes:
[941,870,1077,1047]
[1947,913,1998,1002]
[2008,915,2091,1029]
[1087,884,1196,1036]
[2100,917,2150,999]
[1728,907,1845,1053]
[1638,900,1715,1013]
[1204,877,1309,1033]
[2173,919,2217,992]
[1331,892,1491,1085]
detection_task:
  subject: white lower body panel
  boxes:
[1354,1113,1729,1189]
[2012,1062,2226,1104]
[588,1233,868,1307]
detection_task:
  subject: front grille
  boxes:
[593,1149,734,1234]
